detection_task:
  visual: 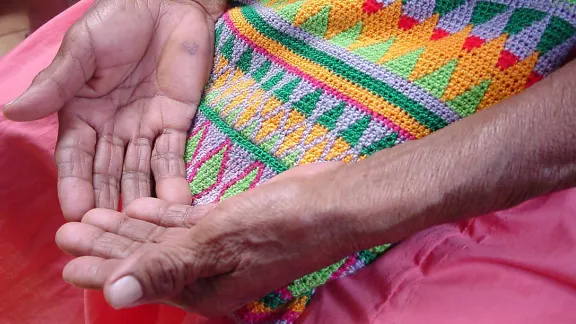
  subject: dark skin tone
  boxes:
[54,55,576,317]
[3,0,226,220]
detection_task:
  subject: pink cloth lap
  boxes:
[1,2,576,323]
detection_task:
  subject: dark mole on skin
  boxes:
[183,41,199,55]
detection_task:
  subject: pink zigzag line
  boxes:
[223,14,415,141]
[217,161,265,200]
[185,120,211,170]
[187,139,233,202]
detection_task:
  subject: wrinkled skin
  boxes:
[3,0,225,220]
[56,163,353,316]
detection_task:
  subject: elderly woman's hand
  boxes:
[55,162,361,316]
[3,0,226,221]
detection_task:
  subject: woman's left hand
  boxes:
[56,162,357,316]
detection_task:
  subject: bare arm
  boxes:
[331,59,576,249]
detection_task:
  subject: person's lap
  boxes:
[2,1,576,323]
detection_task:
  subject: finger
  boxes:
[93,134,125,211]
[124,198,215,228]
[121,138,153,209]
[103,244,199,310]
[151,129,192,205]
[55,116,97,221]
[56,222,139,259]
[2,22,96,121]
[63,256,122,289]
[82,208,185,242]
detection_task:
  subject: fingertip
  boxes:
[81,208,121,224]
[124,197,163,216]
[55,222,81,250]
[62,260,79,284]
[156,178,192,206]
[58,179,95,222]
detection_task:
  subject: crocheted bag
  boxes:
[184,0,576,322]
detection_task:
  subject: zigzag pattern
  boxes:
[184,1,576,323]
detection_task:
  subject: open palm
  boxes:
[3,0,224,220]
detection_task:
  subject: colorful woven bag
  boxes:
[184,0,576,322]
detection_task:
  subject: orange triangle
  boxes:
[349,0,402,50]
[442,34,508,101]
[277,125,305,156]
[214,56,229,74]
[304,124,329,144]
[213,70,248,103]
[410,25,472,81]
[478,52,539,110]
[284,110,306,130]
[378,14,439,64]
[261,97,283,117]
[221,91,248,115]
[293,0,332,27]
[325,0,365,39]
[235,91,264,128]
[300,139,329,164]
[256,110,285,142]
[325,138,351,161]
[208,69,231,97]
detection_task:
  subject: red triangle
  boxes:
[363,0,383,14]
[462,35,486,52]
[430,28,450,40]
[496,50,520,70]
[525,71,543,88]
[398,15,419,31]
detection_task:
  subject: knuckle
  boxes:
[145,226,167,243]
[139,247,195,299]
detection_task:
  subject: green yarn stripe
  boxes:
[199,102,289,173]
[241,6,448,131]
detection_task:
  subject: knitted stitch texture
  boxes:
[184,0,576,322]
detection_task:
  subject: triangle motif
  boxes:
[353,38,394,63]
[277,125,305,156]
[340,115,372,147]
[237,48,253,74]
[253,60,272,82]
[262,71,286,91]
[447,80,491,117]
[293,89,323,116]
[220,167,260,201]
[469,1,508,26]
[383,47,425,78]
[329,22,363,48]
[189,144,228,196]
[299,6,331,38]
[360,132,398,156]
[277,0,305,23]
[274,77,301,102]
[503,8,547,36]
[536,16,576,56]
[317,102,345,130]
[261,134,282,152]
[414,59,457,99]
[434,0,465,17]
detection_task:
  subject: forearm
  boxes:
[327,59,576,250]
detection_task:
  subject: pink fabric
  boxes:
[1,2,576,323]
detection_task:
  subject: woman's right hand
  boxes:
[3,0,226,221]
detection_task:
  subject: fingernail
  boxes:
[107,276,143,309]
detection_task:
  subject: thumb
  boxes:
[103,244,199,310]
[3,23,96,121]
